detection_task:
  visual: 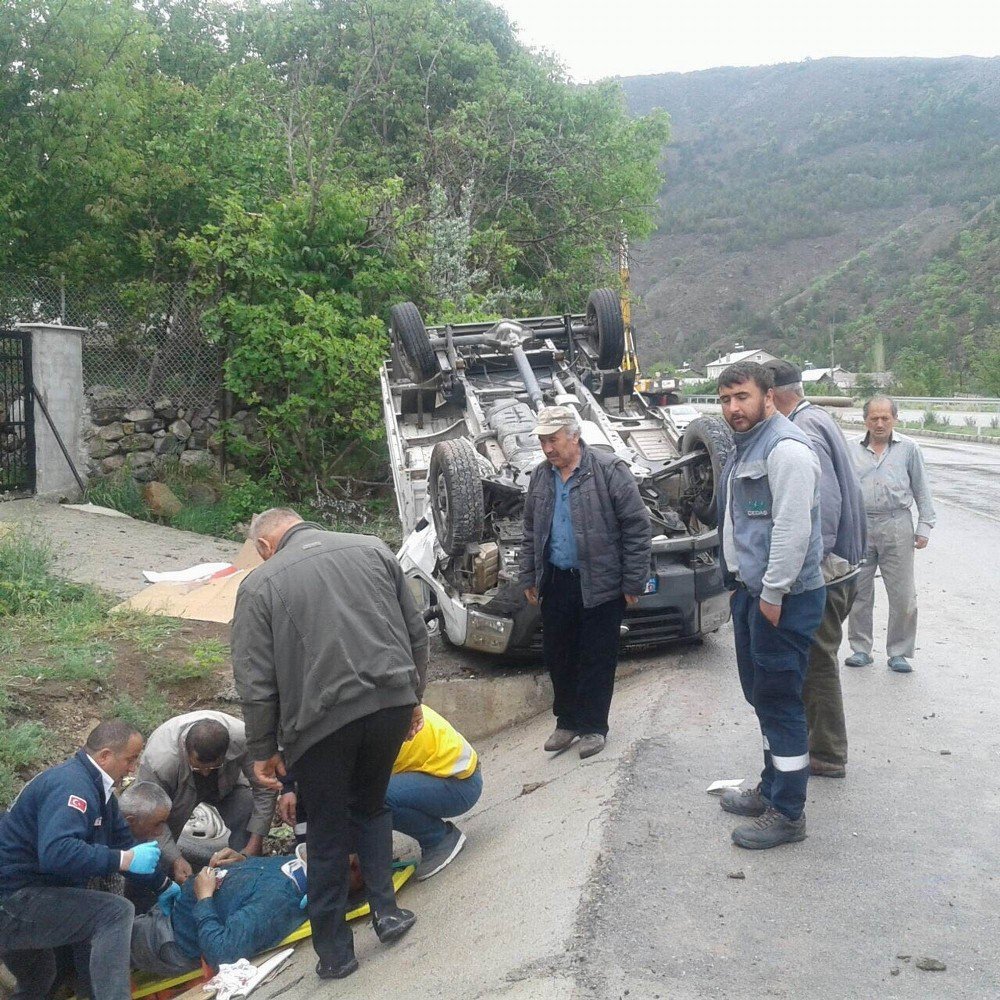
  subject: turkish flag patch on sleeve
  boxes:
[67,795,87,813]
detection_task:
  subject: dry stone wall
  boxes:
[83,386,253,483]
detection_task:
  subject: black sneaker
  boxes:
[373,907,416,944]
[719,783,769,817]
[415,823,467,882]
[316,957,359,980]
[731,807,807,850]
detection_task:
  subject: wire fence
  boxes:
[0,274,223,409]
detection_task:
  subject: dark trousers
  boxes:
[0,886,134,1000]
[541,566,625,737]
[218,784,254,853]
[732,586,826,820]
[295,705,413,967]
[804,577,858,766]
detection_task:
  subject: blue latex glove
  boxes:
[128,841,161,875]
[300,895,308,910]
[157,881,181,916]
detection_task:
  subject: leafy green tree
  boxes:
[178,183,423,482]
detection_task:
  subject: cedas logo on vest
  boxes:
[745,500,770,518]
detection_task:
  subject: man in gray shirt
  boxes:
[846,396,936,673]
[715,361,826,850]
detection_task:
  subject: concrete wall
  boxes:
[18,324,86,500]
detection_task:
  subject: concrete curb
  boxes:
[424,651,673,742]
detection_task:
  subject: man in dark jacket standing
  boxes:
[231,509,428,982]
[766,360,867,778]
[520,405,651,760]
[0,720,162,1000]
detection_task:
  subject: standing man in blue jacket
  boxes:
[766,360,867,778]
[520,405,651,760]
[715,362,826,850]
[0,720,162,1000]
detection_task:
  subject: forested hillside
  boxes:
[1,0,666,487]
[621,57,1000,391]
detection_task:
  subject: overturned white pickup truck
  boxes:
[380,290,734,656]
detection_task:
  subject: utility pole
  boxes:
[829,325,835,370]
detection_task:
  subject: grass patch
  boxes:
[84,466,146,518]
[0,533,197,804]
[112,690,174,734]
[0,532,91,616]
[83,460,399,545]
[84,463,289,541]
[170,503,241,538]
[0,723,48,807]
[150,637,229,685]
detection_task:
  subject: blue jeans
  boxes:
[732,586,826,820]
[0,886,134,1000]
[385,766,483,851]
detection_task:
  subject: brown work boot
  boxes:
[544,728,577,752]
[810,756,846,778]
[577,734,606,759]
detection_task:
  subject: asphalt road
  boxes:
[567,438,1000,999]
[920,436,1000,521]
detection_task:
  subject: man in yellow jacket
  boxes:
[278,707,482,882]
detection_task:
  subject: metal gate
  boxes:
[0,330,35,496]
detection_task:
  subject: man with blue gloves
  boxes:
[0,720,163,1000]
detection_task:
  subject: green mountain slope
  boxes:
[620,57,1000,388]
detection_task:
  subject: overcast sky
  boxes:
[495,0,1000,81]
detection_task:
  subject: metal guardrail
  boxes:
[889,396,1000,409]
[687,394,1000,410]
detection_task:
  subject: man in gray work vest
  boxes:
[846,396,936,674]
[715,361,826,849]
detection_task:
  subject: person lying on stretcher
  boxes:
[130,846,309,977]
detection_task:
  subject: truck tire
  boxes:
[428,439,485,555]
[390,302,438,383]
[586,288,625,369]
[681,416,734,529]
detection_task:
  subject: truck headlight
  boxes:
[699,593,731,633]
[465,609,513,653]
